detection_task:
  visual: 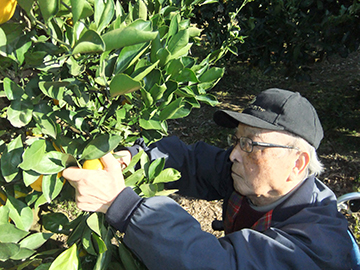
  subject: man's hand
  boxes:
[62,153,125,213]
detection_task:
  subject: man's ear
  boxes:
[293,151,310,177]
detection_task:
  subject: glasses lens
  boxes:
[349,199,360,212]
[240,137,252,153]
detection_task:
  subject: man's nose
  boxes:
[229,145,242,163]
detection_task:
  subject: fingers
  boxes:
[62,167,85,182]
[101,152,121,172]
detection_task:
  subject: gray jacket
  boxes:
[106,136,352,269]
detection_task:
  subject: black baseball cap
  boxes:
[213,88,324,149]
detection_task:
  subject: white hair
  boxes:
[291,134,324,177]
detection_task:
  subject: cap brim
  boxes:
[213,110,285,131]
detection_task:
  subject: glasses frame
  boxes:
[228,135,300,153]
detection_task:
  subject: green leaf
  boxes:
[125,169,144,187]
[0,205,10,225]
[158,98,184,121]
[139,118,163,130]
[93,230,112,270]
[49,244,79,270]
[20,140,46,171]
[109,74,142,97]
[96,0,115,33]
[133,60,159,81]
[0,26,7,49]
[6,196,33,232]
[38,81,69,100]
[118,243,142,270]
[133,0,147,20]
[34,195,48,211]
[199,67,225,82]
[19,233,53,250]
[10,247,35,260]
[153,168,181,184]
[38,0,60,22]
[86,213,101,236]
[32,111,58,139]
[24,151,66,175]
[92,233,107,254]
[71,0,85,25]
[72,30,105,54]
[7,96,33,128]
[114,43,149,74]
[176,68,198,83]
[147,158,165,181]
[102,26,158,51]
[139,183,156,198]
[23,170,41,187]
[42,173,64,203]
[196,94,219,106]
[3,77,23,100]
[81,134,122,160]
[81,228,97,255]
[43,212,69,234]
[0,223,29,242]
[167,29,189,55]
[156,47,171,66]
[123,150,145,174]
[155,189,178,196]
[1,135,23,183]
[0,242,20,261]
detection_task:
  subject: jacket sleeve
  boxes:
[106,188,351,270]
[145,136,234,200]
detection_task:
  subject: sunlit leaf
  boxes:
[81,134,122,160]
[92,233,107,254]
[72,30,105,54]
[147,158,165,181]
[6,196,33,232]
[3,78,23,100]
[87,213,101,236]
[71,0,85,25]
[49,244,79,270]
[42,173,64,203]
[0,205,10,225]
[19,233,53,250]
[0,223,29,242]
[96,0,114,33]
[38,0,59,22]
[7,96,33,128]
[102,26,158,51]
[109,74,142,97]
[139,183,156,198]
[159,98,184,121]
[153,168,181,184]
[125,169,144,187]
[199,67,225,82]
[167,29,189,55]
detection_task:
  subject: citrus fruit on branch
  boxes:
[82,159,104,170]
[0,0,17,24]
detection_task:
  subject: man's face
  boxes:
[230,124,301,206]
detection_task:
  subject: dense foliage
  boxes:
[194,0,360,77]
[0,0,226,268]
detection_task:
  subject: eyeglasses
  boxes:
[228,135,300,153]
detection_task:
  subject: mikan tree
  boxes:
[0,0,239,268]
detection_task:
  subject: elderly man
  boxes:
[63,88,352,269]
